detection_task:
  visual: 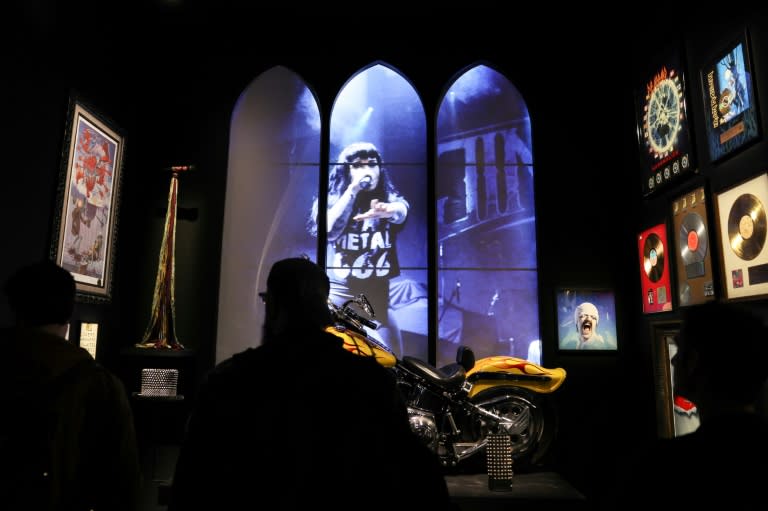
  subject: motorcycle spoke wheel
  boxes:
[468,387,556,472]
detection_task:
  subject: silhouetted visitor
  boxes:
[0,260,141,511]
[170,257,451,510]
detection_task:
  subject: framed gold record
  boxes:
[714,173,768,300]
[671,186,716,306]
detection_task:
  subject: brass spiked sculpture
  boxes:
[136,165,193,349]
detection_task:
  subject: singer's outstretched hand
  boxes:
[354,199,401,221]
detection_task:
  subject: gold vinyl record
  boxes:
[643,232,665,283]
[679,212,708,265]
[727,193,767,261]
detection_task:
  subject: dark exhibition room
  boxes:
[4,2,768,510]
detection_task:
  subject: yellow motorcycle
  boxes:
[327,294,566,471]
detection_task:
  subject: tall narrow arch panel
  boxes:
[436,64,539,366]
[217,66,321,362]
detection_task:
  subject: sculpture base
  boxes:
[135,339,185,350]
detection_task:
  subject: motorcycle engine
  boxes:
[396,371,444,452]
[407,407,438,451]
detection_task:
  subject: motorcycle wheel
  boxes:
[466,386,557,472]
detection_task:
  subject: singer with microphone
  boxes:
[308,141,409,357]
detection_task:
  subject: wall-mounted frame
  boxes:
[699,29,760,163]
[51,96,125,302]
[634,43,696,196]
[555,288,618,352]
[670,185,717,306]
[650,321,700,439]
[637,223,674,314]
[714,172,768,300]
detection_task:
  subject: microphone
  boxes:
[456,279,461,304]
[359,175,373,190]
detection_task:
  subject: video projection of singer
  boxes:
[311,64,429,361]
[435,65,540,367]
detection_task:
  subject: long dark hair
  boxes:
[308,142,404,237]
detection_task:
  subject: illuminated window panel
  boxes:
[217,66,320,362]
[322,63,428,360]
[436,65,539,367]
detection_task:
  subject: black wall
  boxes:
[6,3,768,507]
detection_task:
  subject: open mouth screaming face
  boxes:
[575,302,599,341]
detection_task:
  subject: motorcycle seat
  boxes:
[401,356,466,391]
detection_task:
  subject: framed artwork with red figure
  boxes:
[51,95,125,302]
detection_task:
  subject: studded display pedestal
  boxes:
[486,433,514,491]
[139,368,179,397]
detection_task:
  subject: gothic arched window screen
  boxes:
[217,63,538,367]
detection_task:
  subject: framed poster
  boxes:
[635,44,696,196]
[700,30,759,162]
[555,288,618,352]
[638,223,674,314]
[650,321,700,439]
[670,186,716,306]
[51,96,125,302]
[714,173,768,300]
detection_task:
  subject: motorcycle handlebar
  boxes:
[328,299,379,332]
[344,308,379,330]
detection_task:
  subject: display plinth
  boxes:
[445,472,586,510]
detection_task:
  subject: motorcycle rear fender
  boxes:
[465,356,566,396]
[325,326,397,368]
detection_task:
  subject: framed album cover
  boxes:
[670,186,716,306]
[635,44,696,196]
[714,173,768,300]
[700,29,760,163]
[555,287,618,352]
[638,223,674,314]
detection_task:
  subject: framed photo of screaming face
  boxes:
[555,288,618,352]
[714,172,768,300]
[699,29,760,163]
